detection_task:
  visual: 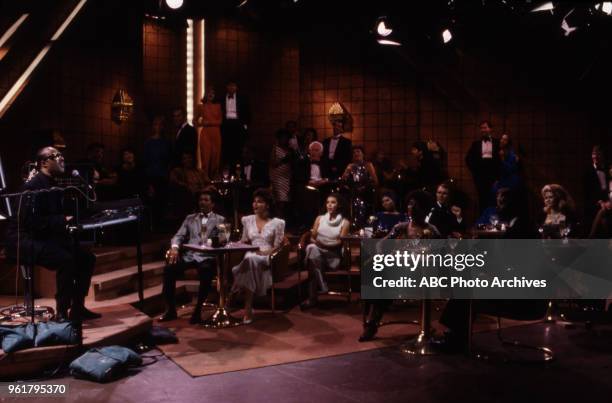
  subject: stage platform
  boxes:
[0,301,152,379]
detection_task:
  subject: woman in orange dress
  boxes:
[197,87,222,179]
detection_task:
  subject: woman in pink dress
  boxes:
[197,87,222,179]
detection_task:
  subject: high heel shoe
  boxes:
[243,309,254,324]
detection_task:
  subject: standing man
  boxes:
[5,147,99,322]
[173,106,197,166]
[323,117,352,179]
[465,120,500,213]
[160,190,224,324]
[221,81,250,169]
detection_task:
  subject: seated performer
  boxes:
[4,147,99,322]
[300,193,350,310]
[425,182,465,238]
[231,188,285,324]
[160,190,224,324]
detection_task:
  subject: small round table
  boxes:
[183,242,259,328]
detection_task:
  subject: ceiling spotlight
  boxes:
[531,2,554,13]
[602,2,612,15]
[561,9,577,36]
[165,0,183,9]
[375,17,393,37]
[377,39,401,46]
[442,29,452,43]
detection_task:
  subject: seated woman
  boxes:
[300,193,350,310]
[342,145,379,228]
[359,192,439,342]
[231,188,285,324]
[539,184,576,238]
[374,190,406,235]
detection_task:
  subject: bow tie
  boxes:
[482,137,492,143]
[200,213,210,219]
[227,95,234,99]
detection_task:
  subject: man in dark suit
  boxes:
[465,120,500,213]
[172,107,197,166]
[221,81,250,169]
[5,147,99,322]
[322,119,352,179]
[425,182,465,238]
[160,190,225,324]
[583,145,608,225]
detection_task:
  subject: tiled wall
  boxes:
[0,1,147,188]
[298,30,607,218]
[204,17,300,157]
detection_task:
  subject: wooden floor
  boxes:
[0,299,152,379]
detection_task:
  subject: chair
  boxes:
[297,231,353,303]
[268,236,291,313]
[468,299,553,362]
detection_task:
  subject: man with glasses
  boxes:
[4,147,100,322]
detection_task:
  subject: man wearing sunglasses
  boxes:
[5,147,99,322]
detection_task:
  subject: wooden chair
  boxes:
[297,231,353,303]
[268,236,291,313]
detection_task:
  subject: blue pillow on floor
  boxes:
[69,346,142,383]
[0,324,36,353]
[35,321,80,347]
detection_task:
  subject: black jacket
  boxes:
[5,172,67,245]
[583,165,608,219]
[173,123,197,165]
[426,202,465,237]
[322,135,352,179]
[465,137,501,183]
[221,93,251,126]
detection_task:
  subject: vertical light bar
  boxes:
[200,19,205,100]
[0,0,88,118]
[0,13,29,49]
[186,19,194,123]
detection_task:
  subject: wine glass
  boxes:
[489,214,499,230]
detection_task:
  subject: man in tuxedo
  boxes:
[160,190,224,324]
[5,147,99,322]
[322,119,352,179]
[221,81,250,169]
[172,107,197,166]
[465,120,500,213]
[583,145,608,225]
[425,183,465,238]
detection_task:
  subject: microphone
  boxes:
[72,170,93,190]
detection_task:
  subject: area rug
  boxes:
[157,299,528,377]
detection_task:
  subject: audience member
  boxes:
[172,106,197,166]
[466,120,500,213]
[198,87,223,179]
[221,80,250,169]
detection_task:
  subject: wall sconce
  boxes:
[111,89,134,123]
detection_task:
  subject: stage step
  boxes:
[93,238,168,275]
[90,260,168,301]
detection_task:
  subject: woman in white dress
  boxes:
[232,188,285,323]
[300,193,350,310]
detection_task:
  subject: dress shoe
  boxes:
[300,300,318,311]
[358,321,378,342]
[80,307,102,320]
[158,310,178,322]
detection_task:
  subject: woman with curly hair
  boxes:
[540,184,576,238]
[231,188,285,323]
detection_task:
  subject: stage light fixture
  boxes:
[165,0,183,10]
[561,9,577,36]
[531,2,554,12]
[377,39,401,46]
[442,29,452,44]
[602,2,612,15]
[375,18,393,37]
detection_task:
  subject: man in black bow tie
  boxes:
[465,120,501,213]
[160,190,225,324]
[221,81,250,170]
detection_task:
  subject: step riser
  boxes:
[94,254,162,275]
[93,273,165,301]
